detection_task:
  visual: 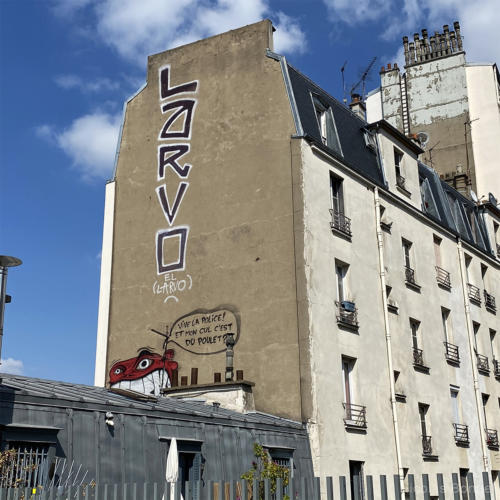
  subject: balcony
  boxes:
[404,266,421,291]
[336,300,359,330]
[435,266,451,289]
[493,359,500,379]
[343,403,367,430]
[486,429,499,449]
[422,435,433,455]
[467,283,481,305]
[476,354,490,375]
[330,209,352,238]
[413,348,429,372]
[484,290,496,313]
[453,423,470,446]
[444,342,460,365]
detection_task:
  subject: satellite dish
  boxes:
[470,190,479,203]
[488,192,498,206]
[416,131,429,148]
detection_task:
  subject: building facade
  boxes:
[95,20,500,497]
[365,22,500,202]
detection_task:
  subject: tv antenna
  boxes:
[350,56,377,100]
[341,60,348,104]
[425,140,440,168]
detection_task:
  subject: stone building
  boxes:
[365,22,500,202]
[94,20,500,497]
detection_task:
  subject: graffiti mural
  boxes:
[109,348,178,396]
[155,65,198,303]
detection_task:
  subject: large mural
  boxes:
[109,307,240,395]
[153,65,198,304]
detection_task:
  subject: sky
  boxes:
[1,0,499,385]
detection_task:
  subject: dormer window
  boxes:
[312,95,343,156]
[363,130,377,152]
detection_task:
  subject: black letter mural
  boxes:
[158,144,191,179]
[159,99,196,140]
[156,226,188,274]
[156,183,189,225]
[160,65,198,100]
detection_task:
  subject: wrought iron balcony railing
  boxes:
[396,174,406,190]
[330,209,352,237]
[335,301,358,328]
[476,353,490,374]
[493,359,500,379]
[343,403,367,428]
[486,429,499,449]
[467,283,481,304]
[422,435,433,455]
[405,266,419,286]
[413,348,426,368]
[435,266,451,289]
[453,423,470,446]
[444,342,460,364]
[484,290,496,312]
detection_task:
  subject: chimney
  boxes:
[450,31,457,52]
[349,93,366,120]
[409,42,415,65]
[414,33,421,63]
[422,29,429,60]
[454,21,463,51]
[443,25,451,55]
[403,36,410,66]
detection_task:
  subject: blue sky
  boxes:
[1,0,498,385]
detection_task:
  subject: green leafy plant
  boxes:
[241,443,290,500]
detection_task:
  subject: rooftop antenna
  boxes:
[341,60,348,104]
[350,56,377,101]
[425,140,440,168]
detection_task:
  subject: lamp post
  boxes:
[0,255,22,366]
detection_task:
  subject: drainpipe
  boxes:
[374,187,405,498]
[456,240,491,475]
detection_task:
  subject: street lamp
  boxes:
[0,255,22,366]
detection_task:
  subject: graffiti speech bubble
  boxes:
[168,307,240,355]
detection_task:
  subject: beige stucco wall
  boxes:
[104,20,304,420]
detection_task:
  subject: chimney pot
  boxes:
[387,63,392,70]
[380,65,386,73]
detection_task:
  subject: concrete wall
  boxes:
[102,20,303,420]
[466,64,500,200]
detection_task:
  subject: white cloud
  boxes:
[52,0,307,63]
[323,0,500,64]
[38,112,121,181]
[55,75,120,93]
[1,358,24,375]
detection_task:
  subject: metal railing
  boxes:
[493,359,500,378]
[343,403,367,428]
[486,428,499,449]
[453,423,469,445]
[413,348,426,367]
[329,209,352,237]
[404,266,418,286]
[444,342,460,364]
[435,266,451,288]
[476,353,490,374]
[335,301,358,328]
[484,290,496,312]
[421,435,433,455]
[467,283,481,304]
[396,174,406,189]
[0,471,495,500]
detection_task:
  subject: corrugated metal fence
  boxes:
[0,471,494,500]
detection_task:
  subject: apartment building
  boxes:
[94,20,500,495]
[366,22,500,202]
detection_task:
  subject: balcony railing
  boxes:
[453,423,470,446]
[435,266,451,289]
[330,209,352,237]
[467,283,481,305]
[343,403,367,429]
[444,342,460,364]
[486,429,499,449]
[476,354,490,374]
[422,435,433,455]
[484,290,496,312]
[413,348,426,368]
[396,175,406,190]
[405,266,419,287]
[493,359,500,379]
[335,301,358,328]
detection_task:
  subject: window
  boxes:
[1,443,50,488]
[441,308,451,343]
[331,174,344,215]
[179,452,202,500]
[464,254,472,282]
[363,130,377,151]
[336,261,349,303]
[402,239,412,269]
[411,319,420,350]
[494,222,499,256]
[418,403,432,455]
[313,96,342,155]
[420,178,440,219]
[473,322,480,350]
[266,447,293,497]
[491,329,497,359]
[481,264,488,286]
[394,148,405,188]
[433,236,442,267]
[450,387,460,423]
[349,461,365,500]
[411,319,426,369]
[482,393,489,428]
[342,356,355,410]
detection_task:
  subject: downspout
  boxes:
[374,187,404,498]
[456,239,491,473]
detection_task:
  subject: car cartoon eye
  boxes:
[136,358,152,370]
[114,366,124,375]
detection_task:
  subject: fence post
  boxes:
[354,475,361,500]
[264,478,271,500]
[482,472,491,500]
[185,480,191,500]
[468,473,476,500]
[313,477,321,500]
[241,479,248,500]
[207,480,213,500]
[437,473,445,500]
[452,473,460,500]
[300,477,307,500]
[340,476,347,500]
[423,475,430,500]
[394,475,401,500]
[380,475,388,500]
[217,480,224,500]
[276,478,283,500]
[229,480,236,500]
[366,476,373,500]
[408,475,416,500]
[326,476,334,500]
